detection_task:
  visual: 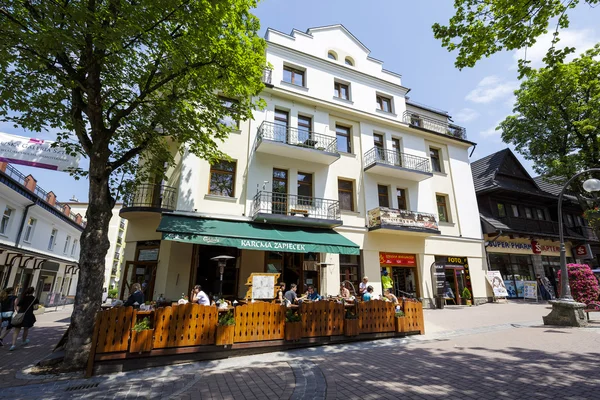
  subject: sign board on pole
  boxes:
[430,262,446,297]
[573,244,594,260]
[0,132,80,172]
[486,271,509,298]
[523,281,538,301]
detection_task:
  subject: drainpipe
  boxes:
[15,203,35,247]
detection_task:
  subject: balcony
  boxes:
[496,216,597,241]
[120,183,177,217]
[251,191,342,228]
[572,226,599,242]
[367,207,440,235]
[363,148,432,181]
[402,111,467,140]
[254,121,340,165]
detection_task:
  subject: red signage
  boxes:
[573,244,593,259]
[379,253,417,266]
[531,240,541,254]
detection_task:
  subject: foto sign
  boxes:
[0,132,80,172]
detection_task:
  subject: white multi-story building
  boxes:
[120,25,486,307]
[65,201,127,294]
[0,162,83,304]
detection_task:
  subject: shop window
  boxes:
[283,65,305,87]
[378,185,390,208]
[488,254,534,298]
[397,188,407,210]
[497,203,506,218]
[338,179,354,212]
[511,205,520,217]
[209,160,236,197]
[524,207,533,219]
[340,254,360,294]
[336,124,351,153]
[436,194,449,223]
[430,148,442,172]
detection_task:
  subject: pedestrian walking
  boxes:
[0,287,17,346]
[9,287,39,351]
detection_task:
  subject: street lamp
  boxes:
[557,170,600,300]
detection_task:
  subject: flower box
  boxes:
[285,321,302,341]
[344,319,359,337]
[395,316,406,333]
[216,325,235,346]
[129,329,154,353]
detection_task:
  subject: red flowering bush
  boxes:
[557,264,600,305]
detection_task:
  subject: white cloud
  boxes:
[479,120,504,138]
[453,108,479,123]
[513,28,600,68]
[465,76,518,104]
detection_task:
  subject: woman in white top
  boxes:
[192,285,211,306]
[359,276,369,298]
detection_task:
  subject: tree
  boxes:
[0,0,266,368]
[499,45,600,180]
[432,0,599,71]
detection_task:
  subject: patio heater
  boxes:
[211,255,235,297]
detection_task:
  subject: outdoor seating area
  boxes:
[86,298,424,376]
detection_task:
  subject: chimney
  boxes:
[46,191,57,205]
[75,213,83,225]
[24,174,37,192]
[0,162,7,172]
[63,204,71,217]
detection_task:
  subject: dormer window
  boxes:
[328,51,337,60]
[345,57,354,66]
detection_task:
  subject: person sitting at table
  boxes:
[339,282,351,299]
[384,288,399,304]
[363,286,374,301]
[191,285,210,306]
[284,283,298,305]
[276,282,286,303]
[306,285,321,301]
[359,276,369,298]
[124,283,144,307]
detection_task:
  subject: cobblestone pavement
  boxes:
[3,302,600,399]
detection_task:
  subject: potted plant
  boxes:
[285,310,302,342]
[216,311,235,346]
[461,287,472,306]
[130,317,154,353]
[394,310,406,333]
[344,310,359,337]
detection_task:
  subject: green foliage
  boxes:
[132,317,152,332]
[285,310,301,323]
[584,208,600,232]
[461,287,472,300]
[500,46,600,179]
[395,311,405,318]
[432,0,598,71]
[107,288,118,299]
[218,311,235,326]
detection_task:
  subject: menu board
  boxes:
[244,273,281,300]
[523,281,538,300]
[431,262,446,296]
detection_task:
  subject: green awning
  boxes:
[157,214,360,255]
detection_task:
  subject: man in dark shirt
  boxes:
[306,285,321,301]
[124,283,144,307]
[284,283,298,304]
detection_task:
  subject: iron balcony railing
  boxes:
[363,147,431,174]
[252,191,341,221]
[497,215,598,240]
[262,68,272,85]
[123,183,177,210]
[256,121,338,153]
[402,111,467,140]
[3,163,27,184]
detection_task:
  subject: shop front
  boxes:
[433,256,472,305]
[379,252,419,299]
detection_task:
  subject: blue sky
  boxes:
[2,0,599,202]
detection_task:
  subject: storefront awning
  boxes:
[157,215,360,255]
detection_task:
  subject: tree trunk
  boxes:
[63,158,114,369]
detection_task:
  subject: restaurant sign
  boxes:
[162,233,360,255]
[368,207,440,234]
[379,253,417,266]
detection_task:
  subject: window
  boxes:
[392,138,402,166]
[283,65,304,86]
[392,138,400,152]
[430,148,442,173]
[327,51,337,60]
[338,179,354,212]
[436,195,449,223]
[297,172,313,205]
[374,133,384,159]
[48,228,58,251]
[336,125,351,153]
[218,96,239,129]
[410,114,423,127]
[0,206,13,235]
[376,95,392,113]
[397,188,407,210]
[209,160,236,197]
[524,207,533,219]
[63,235,72,254]
[511,205,520,217]
[497,203,506,217]
[272,169,288,215]
[536,209,545,220]
[340,254,360,293]
[274,109,289,142]
[334,81,350,100]
[345,57,354,66]
[565,214,574,227]
[297,115,312,144]
[576,215,584,226]
[378,185,390,208]
[71,239,78,256]
[23,217,36,242]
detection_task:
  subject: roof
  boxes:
[470,149,511,192]
[533,176,578,202]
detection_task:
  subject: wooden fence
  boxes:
[403,300,425,334]
[234,302,285,342]
[300,301,344,337]
[94,306,134,353]
[153,304,218,348]
[358,300,395,333]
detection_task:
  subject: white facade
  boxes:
[0,163,84,304]
[123,25,486,307]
